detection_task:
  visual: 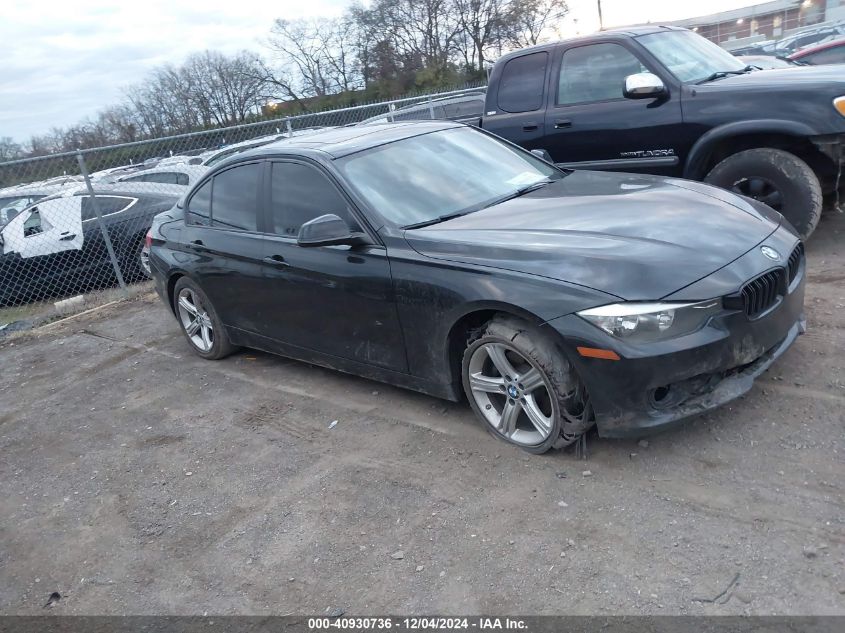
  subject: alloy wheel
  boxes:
[467,342,555,446]
[176,288,213,352]
[730,177,783,211]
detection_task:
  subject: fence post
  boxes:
[76,151,129,297]
[286,118,293,138]
[428,95,435,119]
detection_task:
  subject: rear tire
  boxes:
[172,277,236,360]
[461,315,594,454]
[704,148,822,239]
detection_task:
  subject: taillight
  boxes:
[144,230,153,248]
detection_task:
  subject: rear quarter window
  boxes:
[497,52,548,113]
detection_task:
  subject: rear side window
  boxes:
[558,43,647,105]
[270,162,357,237]
[81,196,135,221]
[210,163,260,231]
[187,180,211,226]
[126,172,189,186]
[497,52,548,113]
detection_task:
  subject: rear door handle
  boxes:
[59,233,77,241]
[554,119,572,129]
[263,254,291,268]
[190,239,208,252]
[522,122,539,131]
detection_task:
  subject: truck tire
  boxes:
[704,148,822,238]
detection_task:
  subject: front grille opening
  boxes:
[741,269,784,318]
[787,242,804,285]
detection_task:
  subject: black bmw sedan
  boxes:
[148,121,805,453]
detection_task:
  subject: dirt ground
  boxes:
[1,212,843,617]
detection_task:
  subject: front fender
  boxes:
[683,119,818,180]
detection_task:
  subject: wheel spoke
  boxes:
[178,296,198,316]
[759,190,783,210]
[518,367,544,393]
[522,395,550,435]
[469,372,505,393]
[748,178,765,196]
[498,398,521,436]
[486,344,517,379]
[200,323,213,350]
[184,318,201,337]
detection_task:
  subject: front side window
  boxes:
[637,30,745,83]
[336,127,562,228]
[210,163,260,231]
[558,43,647,105]
[270,163,356,237]
[497,52,548,113]
[23,209,45,236]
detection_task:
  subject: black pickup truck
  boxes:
[481,25,845,238]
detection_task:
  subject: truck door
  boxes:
[481,51,549,151]
[541,41,685,176]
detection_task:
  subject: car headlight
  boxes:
[577,300,722,343]
[834,96,845,117]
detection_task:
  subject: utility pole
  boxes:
[597,0,604,30]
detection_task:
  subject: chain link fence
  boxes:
[0,85,486,331]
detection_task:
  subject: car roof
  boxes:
[790,37,845,58]
[493,25,686,63]
[240,120,464,160]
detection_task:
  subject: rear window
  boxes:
[497,52,548,113]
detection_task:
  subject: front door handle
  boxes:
[554,119,572,129]
[522,122,539,131]
[59,233,77,241]
[263,254,291,268]
[190,239,208,252]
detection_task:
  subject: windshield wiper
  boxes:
[696,65,755,84]
[402,210,469,230]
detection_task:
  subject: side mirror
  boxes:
[623,72,666,99]
[530,148,554,163]
[297,214,369,248]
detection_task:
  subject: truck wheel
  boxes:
[704,148,822,238]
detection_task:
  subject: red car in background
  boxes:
[789,38,845,65]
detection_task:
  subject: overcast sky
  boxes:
[0,0,760,142]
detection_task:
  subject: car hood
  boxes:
[404,171,781,300]
[709,64,845,87]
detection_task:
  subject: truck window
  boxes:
[558,43,646,106]
[497,52,548,113]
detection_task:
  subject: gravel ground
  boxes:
[0,212,843,616]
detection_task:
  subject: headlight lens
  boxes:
[577,300,722,343]
[834,96,845,117]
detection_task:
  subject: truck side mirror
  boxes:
[624,72,666,99]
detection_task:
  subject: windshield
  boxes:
[638,30,747,83]
[336,127,562,227]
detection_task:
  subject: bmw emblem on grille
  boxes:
[760,246,780,261]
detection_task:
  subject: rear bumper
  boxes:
[543,229,805,438]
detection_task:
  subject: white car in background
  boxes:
[112,164,208,187]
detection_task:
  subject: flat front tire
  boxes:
[462,315,593,454]
[704,148,822,239]
[172,277,236,360]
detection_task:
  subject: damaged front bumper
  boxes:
[543,227,806,438]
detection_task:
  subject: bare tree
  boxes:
[504,0,568,48]
[0,137,23,162]
[267,17,362,98]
